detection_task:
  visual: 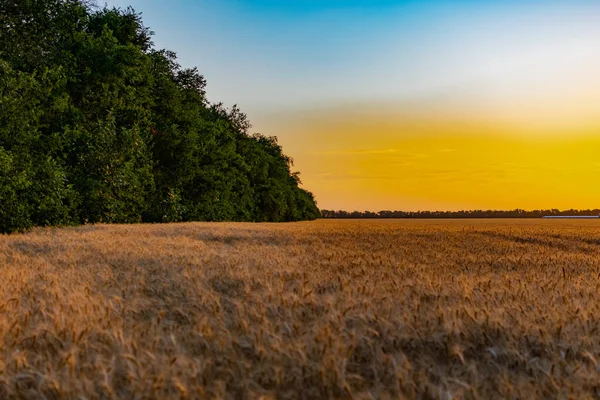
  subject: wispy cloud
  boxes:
[312,148,399,156]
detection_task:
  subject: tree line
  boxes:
[0,0,320,233]
[321,209,600,219]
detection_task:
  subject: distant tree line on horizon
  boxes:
[320,209,600,219]
[0,0,320,233]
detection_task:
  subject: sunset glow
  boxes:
[106,0,600,210]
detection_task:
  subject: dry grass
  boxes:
[1,219,600,399]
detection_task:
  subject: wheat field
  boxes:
[1,219,600,399]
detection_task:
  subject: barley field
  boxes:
[1,219,600,399]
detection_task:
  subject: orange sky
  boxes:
[254,101,600,211]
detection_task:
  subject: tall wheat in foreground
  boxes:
[1,219,599,399]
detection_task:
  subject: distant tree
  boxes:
[320,209,600,219]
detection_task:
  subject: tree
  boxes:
[0,1,319,233]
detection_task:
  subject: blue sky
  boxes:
[102,0,600,114]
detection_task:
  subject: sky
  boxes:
[104,0,600,211]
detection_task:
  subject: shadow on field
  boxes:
[201,233,289,246]
[209,275,246,298]
[474,231,589,253]
[9,240,65,257]
[152,228,299,247]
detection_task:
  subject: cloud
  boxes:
[312,148,399,156]
[311,171,397,181]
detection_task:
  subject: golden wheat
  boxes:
[0,219,599,399]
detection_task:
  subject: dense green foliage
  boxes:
[0,0,319,233]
